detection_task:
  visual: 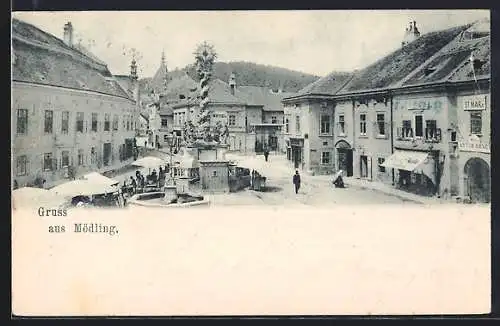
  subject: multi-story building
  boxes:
[282,72,357,174]
[237,86,292,154]
[385,19,490,200]
[12,19,139,188]
[281,19,490,202]
[163,72,293,154]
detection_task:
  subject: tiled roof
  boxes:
[295,72,354,96]
[237,86,293,111]
[12,18,131,99]
[401,21,490,85]
[448,37,490,82]
[208,79,247,104]
[337,24,470,94]
[178,79,247,106]
[164,73,198,98]
[113,75,136,97]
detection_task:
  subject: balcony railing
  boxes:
[424,128,442,143]
[396,127,441,143]
[396,127,414,140]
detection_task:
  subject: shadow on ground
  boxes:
[260,186,283,193]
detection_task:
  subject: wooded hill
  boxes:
[141,61,321,94]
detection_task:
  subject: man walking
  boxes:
[264,148,269,162]
[293,170,301,194]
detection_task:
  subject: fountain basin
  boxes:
[127,192,209,208]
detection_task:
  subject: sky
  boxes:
[13,10,489,78]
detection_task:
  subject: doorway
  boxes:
[337,148,353,177]
[103,143,112,167]
[269,135,278,151]
[292,146,302,169]
[464,157,490,203]
[360,155,368,178]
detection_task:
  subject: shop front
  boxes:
[381,149,439,196]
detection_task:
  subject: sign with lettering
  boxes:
[290,138,304,147]
[462,95,487,110]
[458,141,490,153]
[407,98,444,111]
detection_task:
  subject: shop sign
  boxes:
[407,98,444,111]
[290,138,303,147]
[462,95,488,111]
[458,141,490,153]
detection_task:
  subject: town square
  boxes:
[11,10,490,209]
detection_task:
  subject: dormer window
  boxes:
[473,59,485,71]
[424,67,437,76]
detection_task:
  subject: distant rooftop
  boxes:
[12,18,132,100]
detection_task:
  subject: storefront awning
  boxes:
[381,150,430,172]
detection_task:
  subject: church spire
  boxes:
[161,50,166,67]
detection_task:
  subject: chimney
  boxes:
[63,22,73,47]
[228,73,236,95]
[402,20,420,47]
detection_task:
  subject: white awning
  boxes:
[82,172,119,186]
[381,150,429,172]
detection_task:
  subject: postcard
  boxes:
[11,9,491,316]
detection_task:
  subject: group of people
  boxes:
[122,165,171,196]
[250,169,266,191]
[71,191,125,208]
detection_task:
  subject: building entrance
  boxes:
[291,146,302,169]
[335,140,353,177]
[464,157,490,203]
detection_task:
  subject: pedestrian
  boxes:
[130,176,137,194]
[293,170,301,194]
[264,148,269,162]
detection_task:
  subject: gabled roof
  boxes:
[337,24,471,94]
[148,66,189,94]
[12,18,131,99]
[208,79,247,104]
[294,72,354,96]
[175,79,247,107]
[237,86,294,111]
[149,61,168,93]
